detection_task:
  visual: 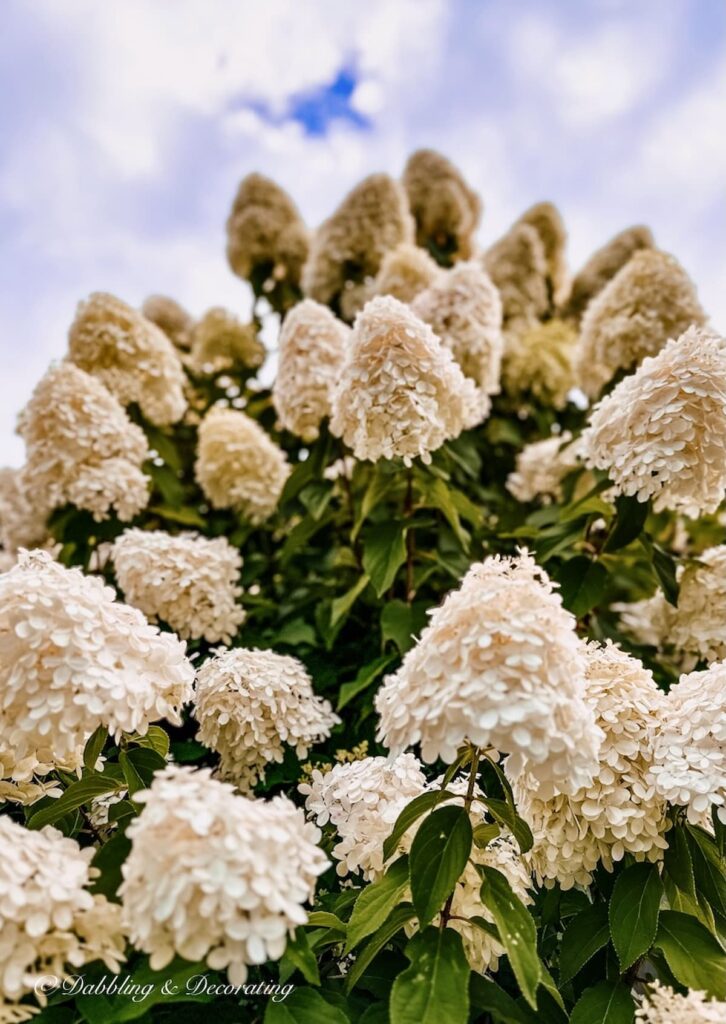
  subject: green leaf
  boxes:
[338,654,397,711]
[128,725,170,759]
[686,825,726,918]
[347,856,410,951]
[299,480,333,520]
[265,988,349,1024]
[352,467,391,541]
[418,476,470,548]
[473,822,501,849]
[120,747,167,797]
[655,909,726,997]
[90,831,132,898]
[479,866,541,1010]
[381,600,426,654]
[641,536,680,606]
[409,805,472,927]
[604,493,650,552]
[306,911,347,932]
[383,790,458,861]
[345,905,416,993]
[478,796,533,854]
[330,574,370,628]
[275,618,317,646]
[280,927,320,985]
[559,903,610,984]
[555,557,607,617]
[569,981,634,1024]
[362,522,407,597]
[28,773,124,829]
[468,976,536,1024]
[148,503,206,528]
[389,927,470,1024]
[609,862,663,971]
[83,725,107,771]
[664,824,696,896]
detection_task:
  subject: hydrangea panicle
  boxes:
[226,172,309,286]
[189,307,265,375]
[373,243,441,304]
[402,149,481,263]
[141,294,194,351]
[561,225,654,323]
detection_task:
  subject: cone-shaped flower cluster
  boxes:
[141,294,194,351]
[0,819,125,1012]
[501,318,578,409]
[226,173,309,286]
[190,307,264,375]
[17,363,150,522]
[482,223,549,330]
[330,296,481,465]
[506,432,579,504]
[375,551,602,793]
[110,529,245,644]
[581,327,726,518]
[373,243,441,304]
[402,149,481,263]
[652,660,726,824]
[512,642,669,888]
[68,292,188,425]
[576,250,706,397]
[195,406,290,523]
[195,648,339,791]
[272,299,349,441]
[303,174,413,317]
[636,983,726,1023]
[561,225,654,323]
[119,765,327,985]
[0,468,47,553]
[668,546,726,663]
[516,201,568,305]
[0,551,193,791]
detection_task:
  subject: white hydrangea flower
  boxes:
[17,363,150,523]
[636,982,726,1023]
[581,327,726,518]
[189,307,265,375]
[0,551,194,790]
[195,648,339,792]
[375,551,602,794]
[614,593,676,651]
[120,765,327,985]
[68,292,188,426]
[226,172,310,287]
[299,754,428,880]
[669,545,726,664]
[482,222,549,331]
[110,529,245,644]
[272,300,349,441]
[501,318,579,410]
[506,432,580,503]
[0,818,125,1014]
[0,469,47,553]
[412,261,503,406]
[195,406,290,524]
[652,660,726,824]
[373,243,442,304]
[402,149,481,263]
[330,295,482,466]
[141,294,194,351]
[513,642,669,888]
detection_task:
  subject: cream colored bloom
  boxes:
[226,173,309,286]
[120,765,327,985]
[273,300,349,441]
[576,249,706,397]
[501,318,578,409]
[581,327,726,518]
[303,174,413,317]
[506,432,580,503]
[330,296,481,466]
[402,149,481,263]
[561,225,654,323]
[190,307,265,375]
[412,261,503,403]
[373,243,441,304]
[669,546,726,663]
[0,818,125,1014]
[376,551,602,793]
[615,593,675,651]
[110,529,245,644]
[516,202,568,306]
[483,223,549,330]
[68,292,187,425]
[652,660,726,824]
[141,294,194,351]
[0,468,47,552]
[195,406,290,523]
[195,648,338,791]
[0,550,193,790]
[513,641,669,888]
[636,982,726,1023]
[17,363,150,522]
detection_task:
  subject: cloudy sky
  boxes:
[1,0,725,465]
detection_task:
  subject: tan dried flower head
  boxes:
[636,982,726,1023]
[141,294,194,351]
[302,174,414,317]
[373,243,442,304]
[0,818,125,1012]
[68,292,188,425]
[226,172,309,285]
[17,362,150,522]
[376,551,602,793]
[120,765,327,985]
[273,299,349,441]
[0,468,47,552]
[402,149,482,263]
[190,306,265,375]
[576,249,706,397]
[561,225,654,323]
[0,550,194,790]
[506,432,580,504]
[652,660,726,824]
[513,641,669,889]
[581,326,726,518]
[411,261,503,403]
[195,647,339,792]
[501,317,578,409]
[483,222,549,329]
[516,201,568,305]
[110,528,245,644]
[195,406,290,523]
[330,295,482,466]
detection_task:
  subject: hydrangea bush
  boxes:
[2,149,726,1024]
